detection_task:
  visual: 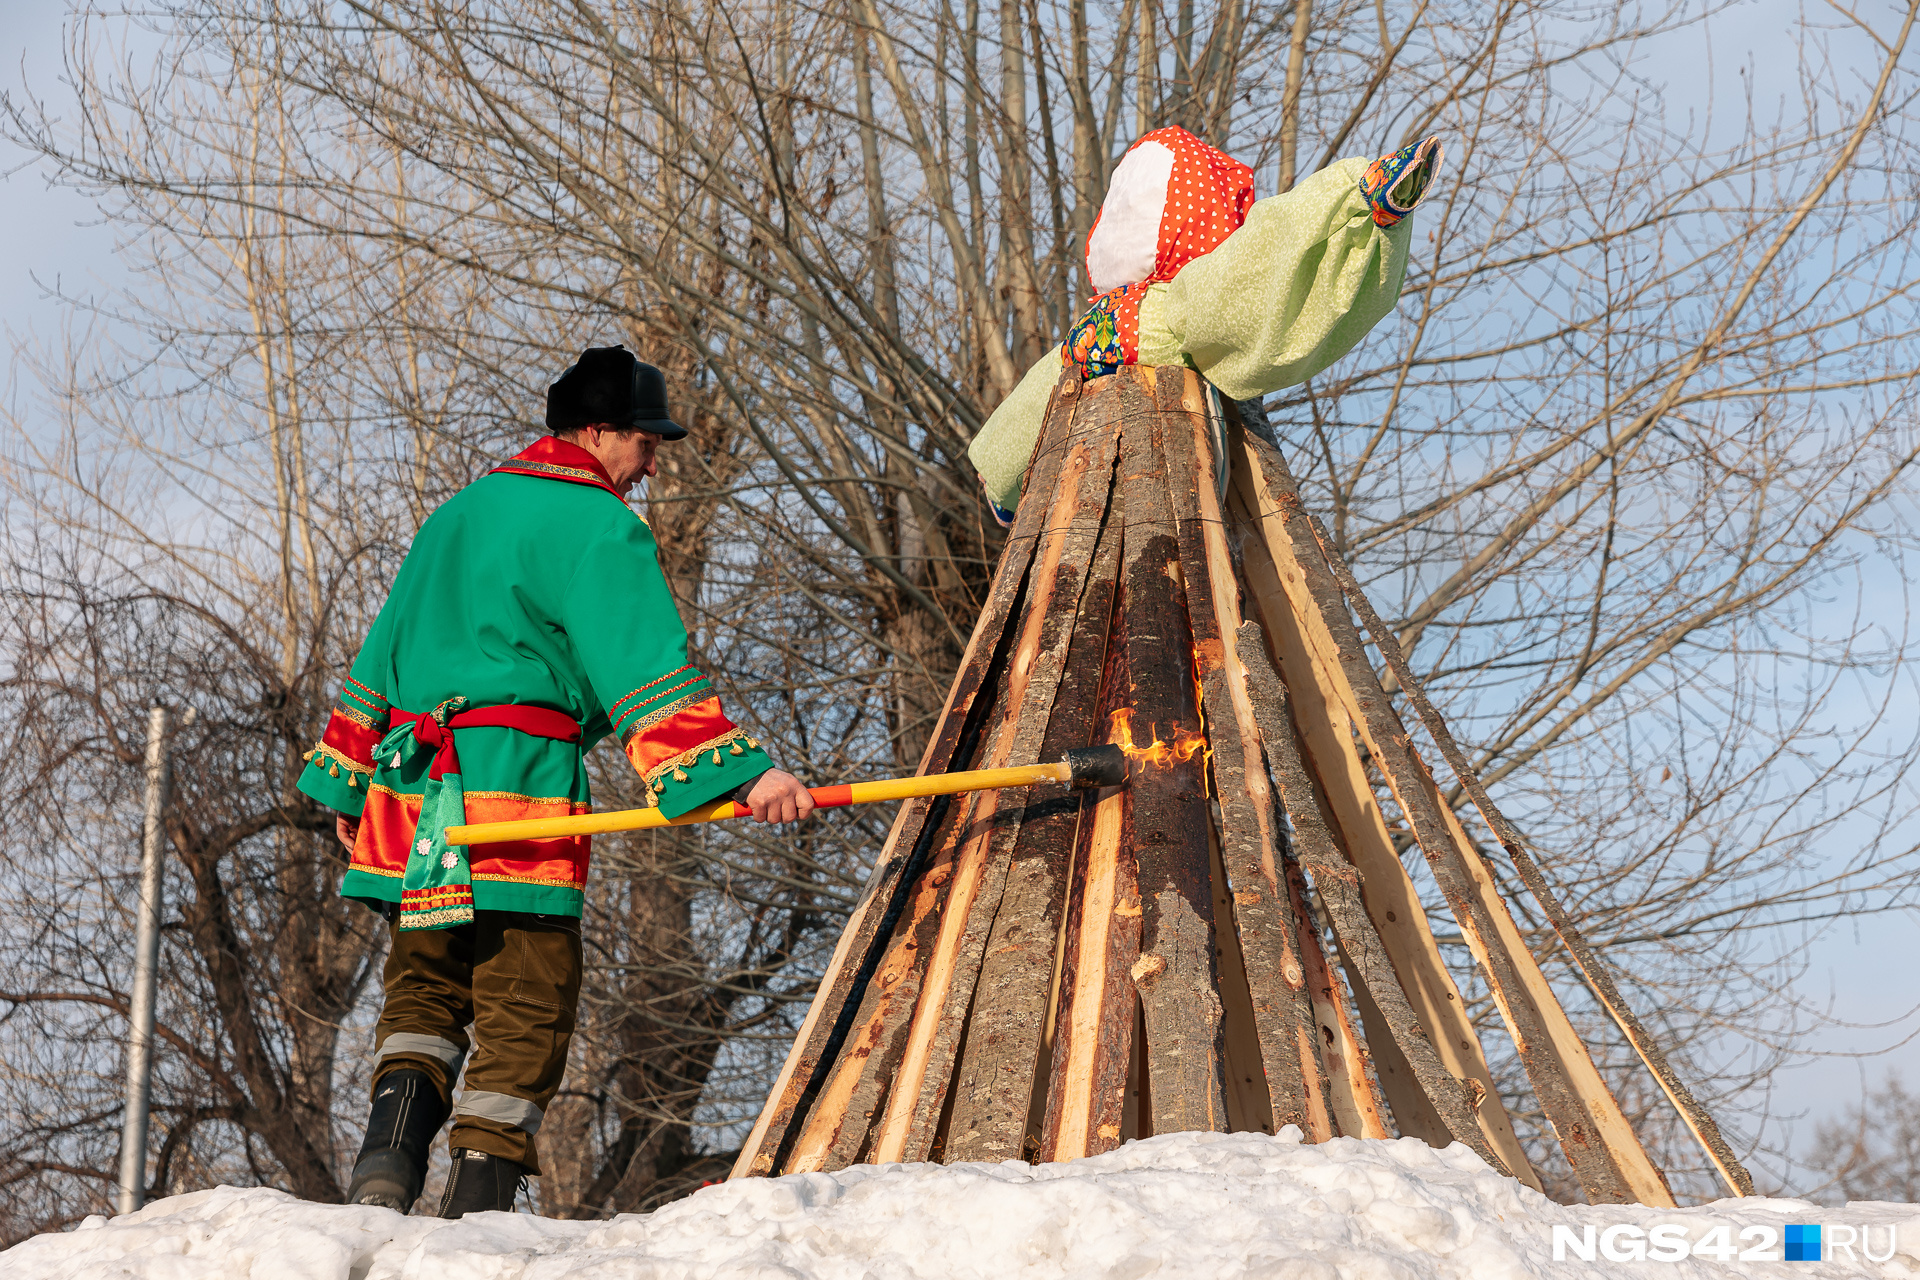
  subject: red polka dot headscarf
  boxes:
[1087,127,1256,292]
[1066,128,1256,380]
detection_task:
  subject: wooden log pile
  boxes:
[730,365,1751,1205]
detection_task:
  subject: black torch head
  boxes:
[1062,743,1128,789]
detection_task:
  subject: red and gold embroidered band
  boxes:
[398,883,475,930]
[489,436,624,498]
[354,790,590,888]
[379,701,586,932]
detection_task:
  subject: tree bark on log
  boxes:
[735,365,1709,1207]
[942,467,1124,1161]
[1236,433,1672,1207]
[1114,371,1226,1137]
[1234,621,1507,1174]
[1226,443,1540,1185]
[736,377,1076,1178]
[1158,369,1324,1138]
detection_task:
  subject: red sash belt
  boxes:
[392,705,582,780]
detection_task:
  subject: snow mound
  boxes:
[7,1130,1917,1279]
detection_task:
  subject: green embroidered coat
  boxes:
[298,436,771,918]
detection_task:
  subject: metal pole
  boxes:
[117,705,170,1215]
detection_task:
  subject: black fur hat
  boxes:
[545,345,686,440]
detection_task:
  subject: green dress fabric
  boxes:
[298,437,771,920]
[968,157,1415,512]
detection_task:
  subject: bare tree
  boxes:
[2,0,1918,1228]
[1807,1071,1920,1203]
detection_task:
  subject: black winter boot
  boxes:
[437,1148,527,1218]
[347,1069,450,1211]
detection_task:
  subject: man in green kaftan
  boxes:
[299,345,812,1216]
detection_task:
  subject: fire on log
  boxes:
[731,364,1749,1206]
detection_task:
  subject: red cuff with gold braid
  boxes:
[306,704,388,788]
[622,694,758,804]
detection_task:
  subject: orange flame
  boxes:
[1109,707,1208,768]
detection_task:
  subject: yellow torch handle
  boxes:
[442,760,1074,846]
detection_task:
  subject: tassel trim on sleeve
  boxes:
[639,729,759,806]
[304,740,374,788]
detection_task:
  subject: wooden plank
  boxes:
[1234,619,1510,1173]
[800,435,1103,1172]
[1336,932,1433,1136]
[1421,749,1678,1201]
[1116,366,1227,1137]
[1306,489,1751,1196]
[1284,849,1388,1138]
[1023,862,1076,1155]
[735,372,1081,1178]
[1037,783,1135,1160]
[1235,435,1669,1205]
[1156,369,1274,1136]
[783,785,1003,1172]
[735,643,1008,1176]
[731,697,992,1176]
[1207,815,1276,1134]
[1226,462,1540,1187]
[940,453,1125,1162]
[1161,369,1322,1138]
[1039,558,1139,1162]
[1238,506,1432,1145]
[821,389,1113,1171]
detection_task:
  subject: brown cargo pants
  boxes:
[370,910,581,1175]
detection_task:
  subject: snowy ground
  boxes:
[5,1130,1916,1279]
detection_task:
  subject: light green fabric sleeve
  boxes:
[966,353,1062,513]
[1136,156,1413,399]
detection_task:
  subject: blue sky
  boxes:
[2,1,138,423]
[3,0,1911,1193]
